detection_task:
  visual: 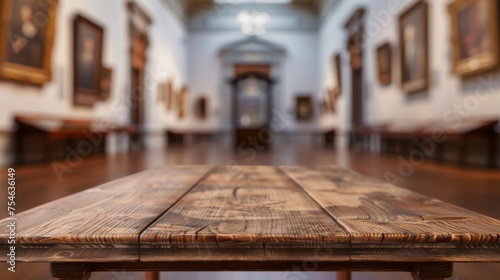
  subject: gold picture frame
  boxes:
[376,42,392,86]
[399,0,429,94]
[0,0,57,85]
[448,0,499,76]
[295,95,313,121]
[178,86,188,119]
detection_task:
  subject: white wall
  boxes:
[187,31,321,133]
[319,0,500,147]
[0,0,187,165]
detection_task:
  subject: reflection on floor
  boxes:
[1,140,499,280]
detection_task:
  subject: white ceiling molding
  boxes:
[219,37,287,63]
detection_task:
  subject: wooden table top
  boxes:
[1,165,500,264]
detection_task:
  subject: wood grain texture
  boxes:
[140,165,350,262]
[282,166,500,262]
[0,166,213,262]
[50,261,449,272]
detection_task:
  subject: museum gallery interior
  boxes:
[1,0,500,279]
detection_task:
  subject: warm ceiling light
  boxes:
[215,0,292,4]
[237,10,270,36]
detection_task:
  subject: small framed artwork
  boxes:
[0,0,58,85]
[165,80,173,110]
[99,66,112,100]
[195,96,208,120]
[295,95,313,121]
[73,15,104,107]
[178,86,188,119]
[332,53,342,93]
[376,43,392,86]
[399,1,429,94]
[448,0,499,76]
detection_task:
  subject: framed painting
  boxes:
[0,0,57,85]
[178,86,188,119]
[73,15,104,107]
[195,96,208,120]
[376,42,392,86]
[332,53,342,93]
[99,66,112,100]
[295,95,313,121]
[166,80,173,110]
[449,0,499,76]
[399,1,429,94]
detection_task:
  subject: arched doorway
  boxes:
[231,70,274,150]
[219,37,286,149]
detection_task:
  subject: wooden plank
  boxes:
[50,260,450,272]
[140,165,350,262]
[0,166,213,262]
[282,166,500,262]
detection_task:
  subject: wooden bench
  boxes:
[14,114,137,164]
[1,165,499,280]
[349,124,387,151]
[415,119,499,167]
[374,118,498,167]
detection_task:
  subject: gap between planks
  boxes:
[136,166,217,259]
[278,165,354,261]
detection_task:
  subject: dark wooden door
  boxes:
[130,68,144,149]
[232,65,272,150]
[351,68,363,127]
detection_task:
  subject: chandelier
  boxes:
[237,11,270,36]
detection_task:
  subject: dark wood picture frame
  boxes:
[295,95,313,121]
[448,0,499,76]
[99,66,112,100]
[376,42,392,86]
[333,53,342,93]
[194,96,208,120]
[0,0,57,85]
[73,14,104,107]
[399,0,429,94]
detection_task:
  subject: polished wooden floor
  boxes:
[1,140,499,279]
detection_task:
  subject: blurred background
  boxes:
[0,0,500,279]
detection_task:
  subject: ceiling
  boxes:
[162,0,339,32]
[184,0,321,15]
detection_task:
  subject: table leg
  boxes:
[51,262,91,280]
[336,271,351,280]
[145,271,160,280]
[411,262,452,280]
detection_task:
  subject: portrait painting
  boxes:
[73,15,104,107]
[399,1,429,94]
[295,96,313,121]
[449,0,499,76]
[99,66,112,100]
[0,0,57,85]
[376,43,392,86]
